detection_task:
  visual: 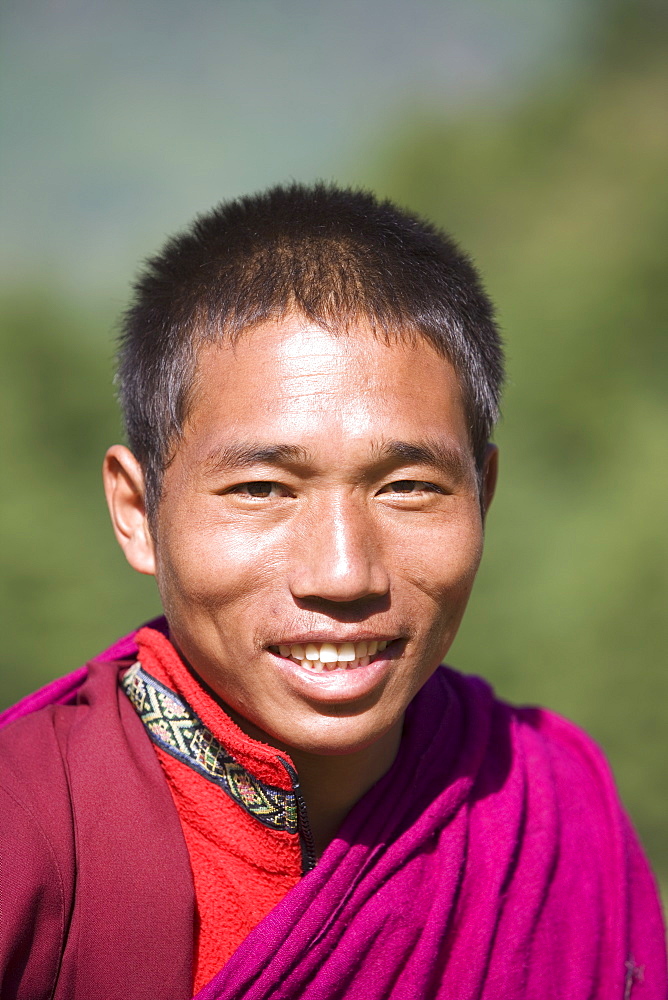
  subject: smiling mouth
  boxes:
[268,639,395,672]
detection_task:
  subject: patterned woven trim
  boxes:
[121,663,298,834]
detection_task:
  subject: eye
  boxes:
[227,481,288,499]
[377,480,445,495]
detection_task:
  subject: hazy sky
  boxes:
[1,0,585,290]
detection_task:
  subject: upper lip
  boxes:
[267,632,401,646]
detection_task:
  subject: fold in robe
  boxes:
[1,628,666,999]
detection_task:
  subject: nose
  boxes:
[288,494,390,605]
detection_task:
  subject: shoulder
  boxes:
[435,664,644,872]
[508,699,625,823]
[0,658,129,792]
[0,701,77,845]
[436,664,621,803]
[0,656,143,839]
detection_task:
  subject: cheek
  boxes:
[155,507,292,628]
[392,515,484,599]
[399,525,482,673]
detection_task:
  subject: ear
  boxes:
[480,443,498,523]
[103,445,156,575]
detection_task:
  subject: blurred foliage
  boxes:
[0,293,161,703]
[2,2,666,893]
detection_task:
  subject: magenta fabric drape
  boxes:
[192,669,666,999]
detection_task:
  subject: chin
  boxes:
[277,715,399,760]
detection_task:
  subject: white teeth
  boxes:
[338,642,356,661]
[278,639,394,672]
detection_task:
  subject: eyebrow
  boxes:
[202,438,473,484]
[369,440,474,485]
[202,442,311,475]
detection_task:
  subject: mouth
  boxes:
[267,638,398,673]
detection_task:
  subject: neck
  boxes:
[288,723,403,856]
[223,703,403,856]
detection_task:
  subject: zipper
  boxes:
[278,756,317,873]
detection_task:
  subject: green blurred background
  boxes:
[2,0,666,902]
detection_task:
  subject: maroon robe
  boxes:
[0,657,194,999]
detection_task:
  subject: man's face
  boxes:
[149,317,493,757]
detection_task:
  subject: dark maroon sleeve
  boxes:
[0,787,66,998]
[0,711,76,1000]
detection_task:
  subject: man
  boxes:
[0,184,665,999]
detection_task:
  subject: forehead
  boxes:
[183,317,472,463]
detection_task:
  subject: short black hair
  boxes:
[118,182,504,519]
